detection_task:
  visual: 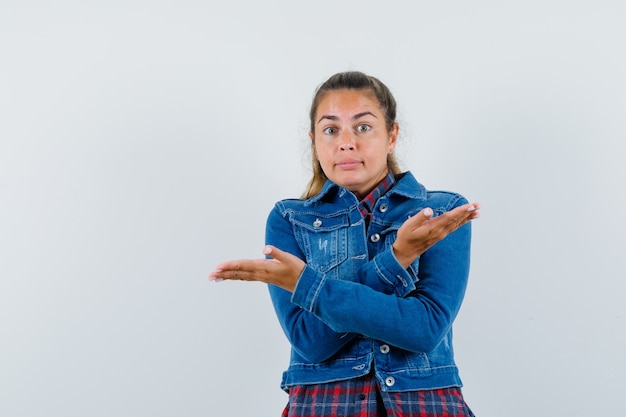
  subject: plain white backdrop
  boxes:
[1,1,625,416]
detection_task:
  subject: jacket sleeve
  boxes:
[352,242,419,297]
[266,204,358,363]
[289,208,472,354]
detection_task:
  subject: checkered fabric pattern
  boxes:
[281,373,475,417]
[358,171,396,229]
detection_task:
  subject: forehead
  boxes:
[316,89,382,115]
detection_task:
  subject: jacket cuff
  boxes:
[372,247,417,297]
[291,265,326,312]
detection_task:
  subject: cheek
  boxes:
[314,143,332,163]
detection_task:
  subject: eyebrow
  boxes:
[317,111,378,124]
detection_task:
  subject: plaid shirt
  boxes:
[281,372,475,417]
[358,172,396,229]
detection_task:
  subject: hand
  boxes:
[392,203,480,268]
[208,246,306,293]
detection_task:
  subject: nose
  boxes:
[338,131,356,151]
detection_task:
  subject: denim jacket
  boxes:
[266,172,472,392]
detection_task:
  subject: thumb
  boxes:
[420,207,434,219]
[406,207,433,227]
[263,245,282,259]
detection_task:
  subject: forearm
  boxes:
[353,245,418,297]
[268,283,357,362]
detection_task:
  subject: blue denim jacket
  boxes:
[266,172,472,392]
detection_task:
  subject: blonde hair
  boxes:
[302,71,402,199]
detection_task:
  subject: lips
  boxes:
[336,159,362,170]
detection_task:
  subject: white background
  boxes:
[1,1,625,416]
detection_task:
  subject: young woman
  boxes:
[209,71,480,416]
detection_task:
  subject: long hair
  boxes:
[302,71,402,199]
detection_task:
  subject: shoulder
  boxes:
[425,189,468,211]
[273,198,310,215]
[394,171,467,210]
[396,172,468,212]
[268,198,327,224]
[272,183,356,217]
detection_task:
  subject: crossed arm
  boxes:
[208,202,479,362]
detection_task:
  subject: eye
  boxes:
[323,127,338,135]
[356,124,371,132]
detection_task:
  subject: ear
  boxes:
[388,123,399,152]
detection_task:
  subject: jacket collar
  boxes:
[304,171,427,206]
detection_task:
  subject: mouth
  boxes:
[336,159,361,170]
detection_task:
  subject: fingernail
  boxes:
[424,208,433,217]
[263,246,272,255]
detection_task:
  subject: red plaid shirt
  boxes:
[281,371,475,417]
[358,171,396,229]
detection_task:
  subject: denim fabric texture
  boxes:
[266,172,472,392]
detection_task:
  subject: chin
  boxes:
[334,178,362,190]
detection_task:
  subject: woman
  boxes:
[209,71,480,416]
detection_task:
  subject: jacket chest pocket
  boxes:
[292,213,349,273]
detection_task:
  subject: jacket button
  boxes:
[379,203,388,213]
[313,219,322,228]
[370,233,380,243]
[385,376,395,387]
[380,344,390,354]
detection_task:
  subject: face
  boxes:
[310,89,398,199]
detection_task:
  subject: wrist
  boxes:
[392,243,415,269]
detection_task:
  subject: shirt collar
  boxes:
[305,171,426,206]
[358,171,396,219]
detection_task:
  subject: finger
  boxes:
[461,202,481,220]
[211,259,263,276]
[210,258,272,282]
[404,203,479,235]
[440,209,471,229]
[216,268,263,282]
[468,202,481,219]
[454,203,479,215]
[208,274,223,283]
[431,204,478,231]
[445,203,478,219]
